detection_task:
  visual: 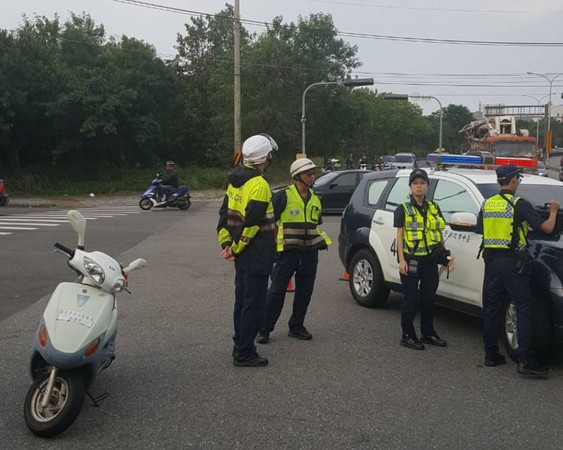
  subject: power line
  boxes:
[305,0,563,15]
[110,0,563,47]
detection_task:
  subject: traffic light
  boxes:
[341,78,374,87]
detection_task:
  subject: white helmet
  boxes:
[290,158,317,178]
[242,133,278,165]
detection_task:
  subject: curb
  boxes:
[6,191,225,208]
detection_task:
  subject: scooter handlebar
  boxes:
[54,242,74,257]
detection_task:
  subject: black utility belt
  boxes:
[484,249,525,259]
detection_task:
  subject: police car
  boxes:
[338,154,563,360]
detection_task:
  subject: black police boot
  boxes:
[517,361,549,378]
[233,353,269,367]
[484,353,506,367]
[256,330,270,344]
[420,332,447,347]
[288,327,312,340]
[400,335,425,350]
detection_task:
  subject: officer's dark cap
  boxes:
[409,169,429,185]
[496,164,522,182]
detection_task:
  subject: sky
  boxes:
[3,0,563,116]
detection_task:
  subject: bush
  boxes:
[10,160,294,196]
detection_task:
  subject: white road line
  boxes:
[0,232,12,235]
[0,218,67,223]
[6,216,99,220]
[0,226,38,230]
[0,222,59,226]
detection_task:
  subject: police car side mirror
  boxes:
[450,212,478,233]
[329,183,338,189]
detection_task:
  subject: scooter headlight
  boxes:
[113,279,126,293]
[83,257,105,285]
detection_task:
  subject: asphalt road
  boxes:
[0,202,207,320]
[1,199,562,449]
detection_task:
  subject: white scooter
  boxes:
[24,210,146,437]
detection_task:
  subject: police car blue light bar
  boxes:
[440,154,484,164]
[426,153,485,165]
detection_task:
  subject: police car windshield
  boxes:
[477,183,563,208]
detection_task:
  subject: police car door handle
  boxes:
[373,217,384,225]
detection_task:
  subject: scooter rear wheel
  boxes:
[139,198,153,210]
[177,196,191,210]
[24,370,86,437]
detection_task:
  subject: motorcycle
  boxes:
[24,210,146,437]
[0,179,9,207]
[139,176,191,211]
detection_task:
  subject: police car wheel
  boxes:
[348,249,390,308]
[502,295,554,363]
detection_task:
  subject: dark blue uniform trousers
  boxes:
[261,249,319,333]
[399,255,439,338]
[234,262,269,358]
[482,256,533,363]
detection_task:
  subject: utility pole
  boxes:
[233,0,241,166]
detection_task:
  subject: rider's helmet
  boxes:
[165,161,175,172]
[290,158,318,179]
[242,134,278,165]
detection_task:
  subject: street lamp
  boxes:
[527,72,563,152]
[522,94,550,139]
[385,94,444,151]
[301,78,374,156]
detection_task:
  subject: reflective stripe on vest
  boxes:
[277,185,332,252]
[482,194,528,251]
[402,200,445,256]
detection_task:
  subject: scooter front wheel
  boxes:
[139,198,153,210]
[24,370,85,438]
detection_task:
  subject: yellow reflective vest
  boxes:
[482,193,528,251]
[277,185,332,252]
[217,166,275,257]
[402,200,445,256]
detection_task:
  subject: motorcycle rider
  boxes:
[158,161,179,201]
[257,158,331,344]
[217,134,278,367]
[345,153,354,170]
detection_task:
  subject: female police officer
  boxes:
[394,169,455,350]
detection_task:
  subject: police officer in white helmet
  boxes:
[257,157,331,344]
[217,133,278,367]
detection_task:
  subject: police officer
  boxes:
[256,158,331,344]
[217,134,278,367]
[479,164,559,377]
[394,169,455,350]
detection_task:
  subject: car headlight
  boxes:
[83,257,105,285]
[113,279,126,292]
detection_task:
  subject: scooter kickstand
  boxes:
[87,391,110,407]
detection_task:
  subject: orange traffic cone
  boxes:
[339,271,350,281]
[287,277,295,292]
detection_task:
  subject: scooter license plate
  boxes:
[56,309,95,328]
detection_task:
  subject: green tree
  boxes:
[431,104,474,153]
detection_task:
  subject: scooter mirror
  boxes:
[123,258,147,274]
[67,210,86,248]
